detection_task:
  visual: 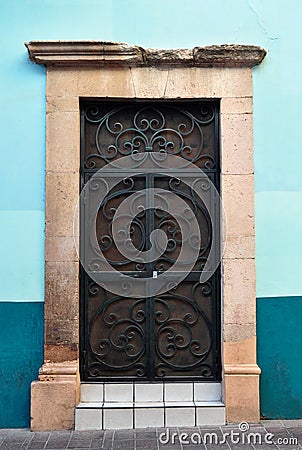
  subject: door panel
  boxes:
[95,176,147,273]
[85,279,148,379]
[153,279,218,380]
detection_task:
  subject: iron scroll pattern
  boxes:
[87,281,147,379]
[82,102,217,170]
[80,101,221,381]
[154,280,216,379]
[153,175,212,273]
[86,278,217,380]
[88,175,212,274]
[94,176,147,272]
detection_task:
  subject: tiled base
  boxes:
[75,383,225,430]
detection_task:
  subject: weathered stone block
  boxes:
[223,258,256,325]
[46,96,79,113]
[44,261,79,321]
[45,236,78,262]
[77,67,135,97]
[224,372,260,423]
[164,67,252,98]
[46,111,79,173]
[223,235,255,259]
[45,318,79,346]
[221,113,254,174]
[31,380,78,430]
[221,97,253,114]
[46,173,79,237]
[47,67,79,97]
[224,337,257,365]
[222,174,254,237]
[223,323,256,342]
[131,67,169,98]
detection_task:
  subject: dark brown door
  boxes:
[80,101,221,381]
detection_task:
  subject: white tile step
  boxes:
[75,401,226,429]
[80,382,222,403]
[76,383,225,429]
[77,400,224,408]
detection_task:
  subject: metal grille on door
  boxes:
[80,101,221,381]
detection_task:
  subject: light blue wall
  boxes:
[0,0,301,301]
[0,0,301,426]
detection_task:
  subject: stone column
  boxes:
[221,97,261,422]
[30,68,81,431]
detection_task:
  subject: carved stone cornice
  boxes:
[25,41,266,67]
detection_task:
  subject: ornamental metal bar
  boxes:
[80,101,221,381]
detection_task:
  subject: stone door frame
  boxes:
[26,41,266,430]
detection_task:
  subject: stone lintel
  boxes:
[25,41,144,65]
[25,41,266,67]
[193,44,266,67]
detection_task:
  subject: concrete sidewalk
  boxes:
[0,420,301,450]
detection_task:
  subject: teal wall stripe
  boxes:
[257,296,302,419]
[0,302,43,428]
[0,298,301,426]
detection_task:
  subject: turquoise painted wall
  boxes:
[0,0,301,426]
[0,303,43,427]
[257,297,302,419]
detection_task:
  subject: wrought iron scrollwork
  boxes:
[90,176,147,272]
[81,100,220,381]
[87,175,212,274]
[154,281,214,378]
[83,103,216,169]
[86,279,216,380]
[153,177,212,272]
[88,281,147,378]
